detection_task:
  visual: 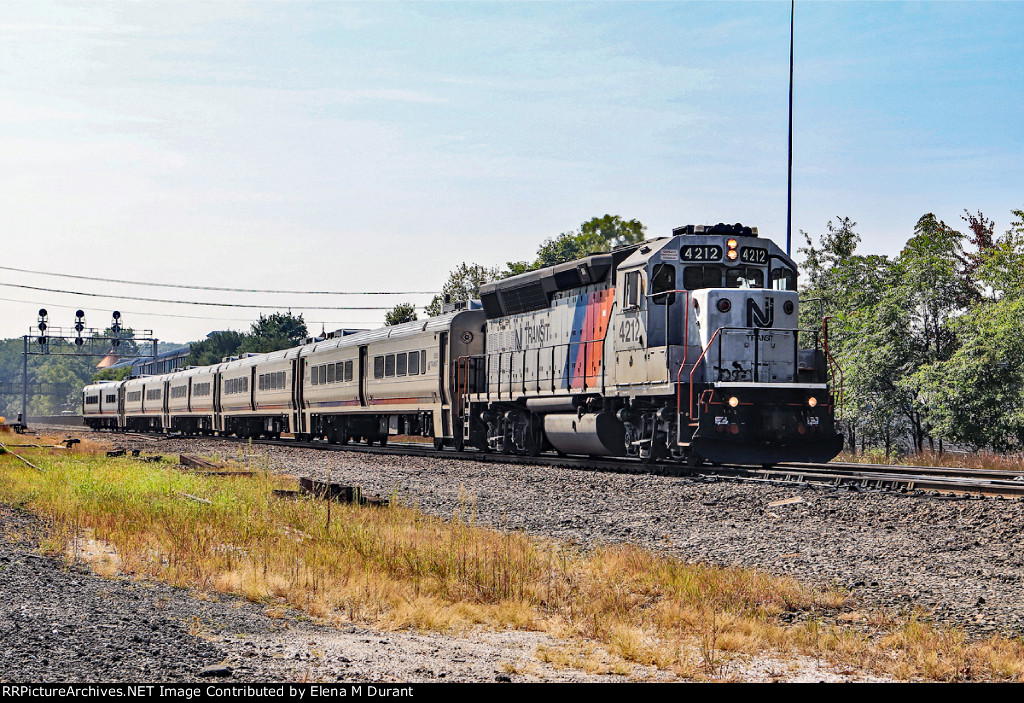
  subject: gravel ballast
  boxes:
[154,436,1024,637]
[4,429,1022,681]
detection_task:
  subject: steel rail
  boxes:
[73,426,1024,500]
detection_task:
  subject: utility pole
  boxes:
[786,0,795,256]
[21,334,27,424]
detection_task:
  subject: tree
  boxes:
[975,208,1024,299]
[185,330,245,367]
[237,312,308,355]
[797,216,866,322]
[581,214,646,249]
[914,296,1024,452]
[425,263,501,316]
[961,209,996,289]
[534,215,646,269]
[912,207,1024,451]
[385,303,418,326]
[425,215,647,316]
[92,366,134,382]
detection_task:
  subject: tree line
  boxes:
[800,207,1024,456]
[6,205,1022,457]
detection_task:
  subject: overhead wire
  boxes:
[0,295,375,327]
[0,282,427,310]
[0,265,438,296]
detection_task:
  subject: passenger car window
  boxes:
[408,351,419,375]
[374,356,384,378]
[385,354,395,377]
[327,363,335,383]
[345,360,353,382]
[396,352,407,376]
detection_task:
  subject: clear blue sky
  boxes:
[1,1,1021,342]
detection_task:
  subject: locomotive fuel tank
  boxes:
[543,411,626,456]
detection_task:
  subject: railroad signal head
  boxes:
[112,310,121,320]
[37,336,47,345]
[38,320,47,332]
[75,337,84,346]
[38,309,47,318]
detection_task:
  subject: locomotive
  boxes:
[83,223,843,466]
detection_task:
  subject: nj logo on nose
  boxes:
[747,297,775,328]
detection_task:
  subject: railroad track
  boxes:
[61,426,1024,500]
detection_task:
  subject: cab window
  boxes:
[624,271,642,308]
[726,267,764,289]
[771,267,797,291]
[683,265,721,290]
[650,263,676,305]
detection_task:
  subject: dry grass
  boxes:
[838,448,1024,473]
[3,441,1024,681]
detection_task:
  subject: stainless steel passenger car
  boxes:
[298,310,486,448]
[164,365,218,434]
[82,381,123,429]
[121,375,164,431]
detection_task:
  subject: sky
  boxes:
[1,1,1022,344]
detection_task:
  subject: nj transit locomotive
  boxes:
[83,223,843,465]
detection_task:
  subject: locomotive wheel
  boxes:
[378,434,388,446]
[433,437,445,451]
[642,437,668,464]
[522,422,543,457]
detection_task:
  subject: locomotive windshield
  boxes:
[725,267,764,289]
[681,265,765,290]
[676,263,797,291]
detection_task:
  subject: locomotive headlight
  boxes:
[727,238,738,250]
[716,298,732,313]
[728,396,740,408]
[726,249,738,261]
[807,396,818,408]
